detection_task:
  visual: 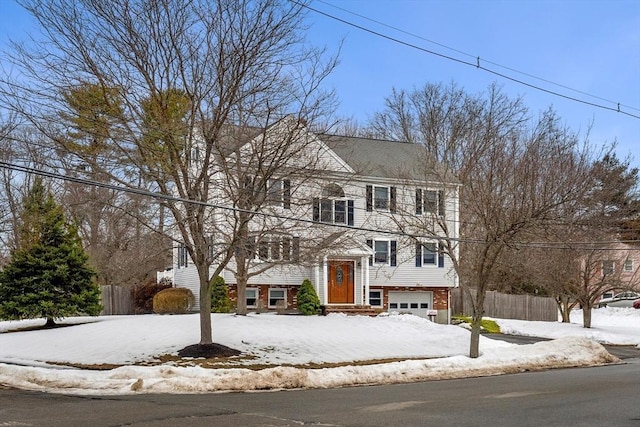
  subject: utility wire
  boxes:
[299,1,640,120]
[315,0,640,113]
[1,160,638,251]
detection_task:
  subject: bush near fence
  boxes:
[451,288,557,322]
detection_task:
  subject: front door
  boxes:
[328,260,354,304]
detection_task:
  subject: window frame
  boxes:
[416,188,445,217]
[253,235,300,263]
[268,288,287,308]
[366,185,396,213]
[623,259,634,272]
[367,239,397,266]
[313,196,354,226]
[369,289,383,307]
[602,260,615,276]
[415,242,445,268]
[246,288,258,308]
[177,243,188,268]
[265,178,291,209]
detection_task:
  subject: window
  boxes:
[602,261,615,276]
[416,189,445,217]
[369,290,382,307]
[246,288,258,308]
[269,288,286,308]
[313,184,354,225]
[177,243,188,267]
[366,185,396,213]
[415,242,445,267]
[266,179,291,209]
[623,259,634,272]
[374,186,389,210]
[253,236,299,262]
[367,239,397,266]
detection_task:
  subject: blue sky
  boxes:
[304,0,639,167]
[1,0,638,167]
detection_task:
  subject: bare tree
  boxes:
[573,243,640,327]
[368,83,593,357]
[1,0,337,346]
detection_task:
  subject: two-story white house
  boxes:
[170,121,460,323]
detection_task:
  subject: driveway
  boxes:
[487,333,640,359]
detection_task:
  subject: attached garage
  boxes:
[387,291,434,318]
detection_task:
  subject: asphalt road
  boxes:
[1,358,639,427]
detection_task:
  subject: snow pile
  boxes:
[494,307,640,347]
[0,310,630,395]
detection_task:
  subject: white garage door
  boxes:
[388,291,434,318]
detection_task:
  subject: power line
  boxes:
[1,160,638,251]
[299,1,640,120]
[315,0,640,114]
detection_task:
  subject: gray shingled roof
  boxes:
[322,135,458,184]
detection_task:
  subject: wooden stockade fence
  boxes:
[100,285,134,315]
[451,288,558,322]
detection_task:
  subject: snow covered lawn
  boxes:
[1,309,634,395]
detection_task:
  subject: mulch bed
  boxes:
[177,343,242,358]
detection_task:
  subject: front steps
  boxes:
[321,305,383,317]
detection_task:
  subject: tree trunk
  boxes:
[44,318,56,328]
[469,314,482,358]
[557,296,572,323]
[582,304,592,329]
[236,277,248,315]
[469,285,486,358]
[198,267,213,344]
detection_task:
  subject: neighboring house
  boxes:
[595,242,640,300]
[170,121,460,324]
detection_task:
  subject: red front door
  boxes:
[328,261,354,304]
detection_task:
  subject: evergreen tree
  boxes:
[0,179,101,326]
[297,279,321,315]
[210,275,231,313]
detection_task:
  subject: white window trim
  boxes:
[373,239,390,265]
[374,185,390,211]
[419,242,438,266]
[246,287,258,308]
[623,259,634,272]
[268,288,287,308]
[369,289,383,307]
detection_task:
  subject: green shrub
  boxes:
[452,316,501,333]
[153,287,195,314]
[210,275,231,313]
[297,279,321,315]
[132,278,172,314]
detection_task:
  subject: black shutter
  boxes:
[366,185,373,212]
[390,241,397,266]
[312,197,320,222]
[367,239,373,266]
[438,190,445,217]
[292,237,300,262]
[282,237,291,261]
[283,179,291,209]
[347,200,354,226]
[390,187,396,213]
[438,242,445,268]
[416,189,422,215]
[415,242,422,267]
